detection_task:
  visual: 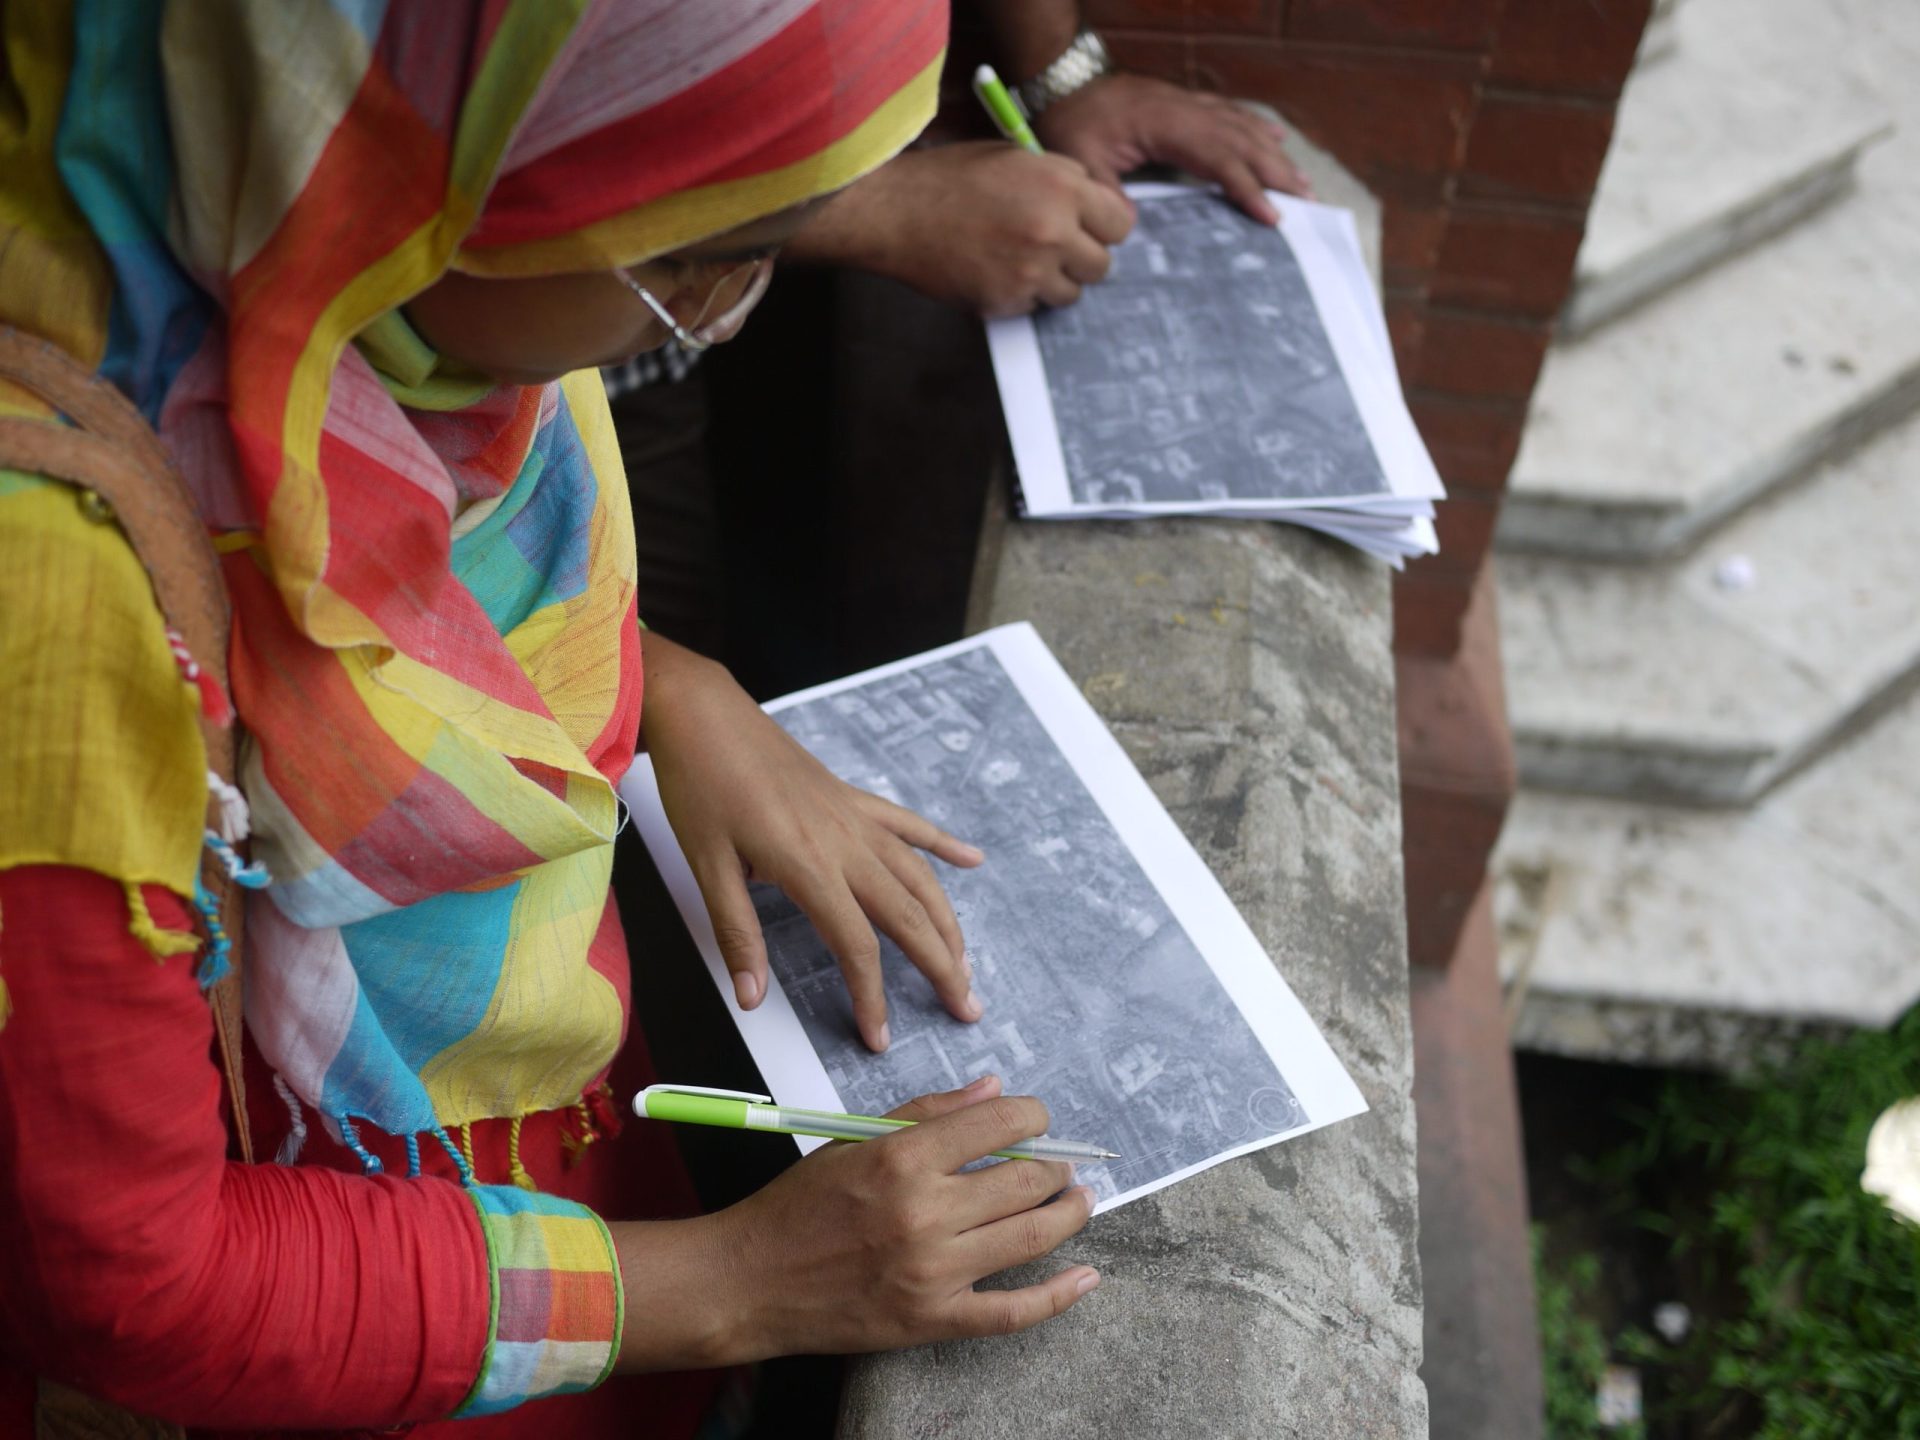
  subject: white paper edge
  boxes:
[622,623,1369,1215]
[986,182,1444,524]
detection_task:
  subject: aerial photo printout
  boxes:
[1034,189,1389,507]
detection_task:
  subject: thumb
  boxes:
[884,1074,1003,1123]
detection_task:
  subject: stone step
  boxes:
[1564,0,1888,339]
[1499,0,1920,561]
[1493,685,1920,1071]
[1564,108,1887,340]
[1497,411,1920,805]
[1633,0,1684,69]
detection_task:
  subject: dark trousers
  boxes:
[611,267,1004,700]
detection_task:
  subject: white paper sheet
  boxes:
[985,183,1443,562]
[621,624,1368,1213]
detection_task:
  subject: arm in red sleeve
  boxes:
[0,866,492,1430]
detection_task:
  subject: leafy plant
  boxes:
[1537,1227,1644,1440]
[1555,1007,1920,1438]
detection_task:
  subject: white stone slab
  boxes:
[1498,412,1920,803]
[1501,0,1920,560]
[1495,686,1920,1066]
[1565,0,1889,339]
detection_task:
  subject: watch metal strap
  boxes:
[1015,29,1112,119]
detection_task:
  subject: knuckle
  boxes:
[871,1137,916,1185]
[895,897,932,937]
[981,1096,1028,1136]
[710,923,758,958]
[1016,1160,1056,1204]
[987,1295,1027,1336]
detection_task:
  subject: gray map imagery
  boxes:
[1034,190,1390,507]
[753,646,1307,1203]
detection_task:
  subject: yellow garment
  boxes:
[0,471,205,900]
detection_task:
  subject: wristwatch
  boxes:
[1015,29,1113,120]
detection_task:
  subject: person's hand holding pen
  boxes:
[606,1077,1101,1371]
[781,140,1134,316]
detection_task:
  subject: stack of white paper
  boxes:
[986,184,1444,566]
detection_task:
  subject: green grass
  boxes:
[1536,1007,1920,1439]
[1537,1228,1644,1440]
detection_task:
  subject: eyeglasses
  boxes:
[617,255,775,353]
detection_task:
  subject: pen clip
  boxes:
[637,1083,773,1104]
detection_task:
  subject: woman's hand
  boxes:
[640,630,984,1051]
[610,1078,1100,1371]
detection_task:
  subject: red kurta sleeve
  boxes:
[0,866,493,1430]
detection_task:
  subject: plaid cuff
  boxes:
[454,1186,625,1418]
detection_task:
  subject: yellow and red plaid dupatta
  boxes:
[0,0,944,1151]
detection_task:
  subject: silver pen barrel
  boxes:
[756,1106,1118,1161]
[1000,1137,1122,1162]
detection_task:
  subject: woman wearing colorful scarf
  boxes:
[0,2,1099,1434]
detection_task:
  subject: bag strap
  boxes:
[0,324,253,1163]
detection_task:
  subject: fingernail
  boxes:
[964,1073,998,1094]
[1075,1269,1101,1295]
[874,1022,891,1052]
[962,988,984,1021]
[733,970,762,1007]
[956,842,986,864]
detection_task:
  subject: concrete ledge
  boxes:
[840,488,1424,1439]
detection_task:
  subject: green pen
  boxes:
[634,1084,1119,1162]
[971,64,1044,155]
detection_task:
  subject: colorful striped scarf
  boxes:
[0,0,944,1149]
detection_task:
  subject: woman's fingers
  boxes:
[951,1156,1076,1230]
[961,1184,1097,1279]
[690,848,769,1009]
[875,839,980,1021]
[784,869,892,1050]
[858,792,984,868]
[850,857,978,1026]
[955,1262,1102,1339]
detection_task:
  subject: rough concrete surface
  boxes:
[840,506,1423,1438]
[1501,0,1920,559]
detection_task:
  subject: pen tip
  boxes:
[1100,1149,1122,1160]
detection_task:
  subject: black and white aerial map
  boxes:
[1033,190,1390,507]
[749,643,1309,1205]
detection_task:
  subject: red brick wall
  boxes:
[1084,0,1651,967]
[1087,0,1652,657]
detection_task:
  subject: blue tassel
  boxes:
[338,1116,384,1176]
[404,1133,423,1178]
[431,1124,476,1187]
[190,877,231,990]
[204,831,270,889]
